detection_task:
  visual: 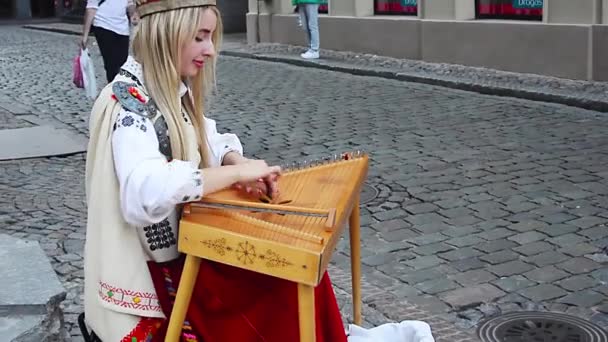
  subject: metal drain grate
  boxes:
[478,312,608,342]
[360,183,378,204]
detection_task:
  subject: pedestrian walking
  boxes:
[81,0,139,83]
[293,0,326,59]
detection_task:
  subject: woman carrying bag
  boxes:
[80,0,139,83]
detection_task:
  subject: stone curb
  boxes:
[23,25,81,37]
[0,235,68,341]
[221,51,608,114]
[22,24,608,114]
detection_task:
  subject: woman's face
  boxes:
[180,8,217,78]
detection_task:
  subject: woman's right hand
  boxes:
[80,36,88,50]
[237,160,281,183]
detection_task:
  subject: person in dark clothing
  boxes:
[81,0,139,83]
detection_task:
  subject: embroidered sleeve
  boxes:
[112,109,204,227]
[204,117,243,167]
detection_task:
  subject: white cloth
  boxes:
[87,0,131,36]
[348,321,435,342]
[84,56,243,340]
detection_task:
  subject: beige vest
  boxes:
[84,80,201,340]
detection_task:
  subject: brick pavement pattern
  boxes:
[2,26,608,340]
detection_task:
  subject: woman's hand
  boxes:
[237,159,281,183]
[234,173,280,201]
[80,36,88,50]
[234,160,281,201]
[130,12,140,26]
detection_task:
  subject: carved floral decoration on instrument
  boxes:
[236,241,256,265]
[201,238,296,268]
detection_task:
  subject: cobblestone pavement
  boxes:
[23,22,608,112]
[2,25,608,340]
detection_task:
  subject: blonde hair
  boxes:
[131,6,223,168]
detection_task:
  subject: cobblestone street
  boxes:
[2,26,608,341]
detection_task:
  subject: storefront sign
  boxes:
[401,0,417,6]
[512,0,543,9]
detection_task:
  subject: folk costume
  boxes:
[83,1,348,341]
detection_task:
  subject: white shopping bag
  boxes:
[79,48,98,100]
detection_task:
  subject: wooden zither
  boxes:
[166,151,369,342]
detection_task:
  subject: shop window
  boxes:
[0,0,13,17]
[31,0,56,17]
[375,0,417,15]
[476,0,542,20]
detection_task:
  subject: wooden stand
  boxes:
[166,255,201,342]
[349,195,362,326]
[298,283,316,342]
[165,200,362,342]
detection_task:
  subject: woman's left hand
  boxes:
[130,12,140,26]
[233,173,280,202]
[223,153,281,201]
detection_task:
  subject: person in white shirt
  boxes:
[81,0,138,82]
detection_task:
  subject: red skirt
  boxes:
[146,256,348,342]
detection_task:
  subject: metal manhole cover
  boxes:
[360,183,378,204]
[478,312,608,342]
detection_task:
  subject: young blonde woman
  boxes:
[84,0,348,341]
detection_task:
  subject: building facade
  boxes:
[0,0,62,18]
[2,0,248,33]
[246,0,608,81]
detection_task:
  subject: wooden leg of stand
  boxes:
[297,283,316,342]
[349,197,362,326]
[166,254,201,342]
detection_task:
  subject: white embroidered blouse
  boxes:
[84,55,243,339]
[111,57,243,262]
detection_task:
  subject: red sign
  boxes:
[375,0,417,15]
[477,0,542,18]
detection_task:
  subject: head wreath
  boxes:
[136,0,216,18]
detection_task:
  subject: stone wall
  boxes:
[217,0,248,33]
[0,235,67,342]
